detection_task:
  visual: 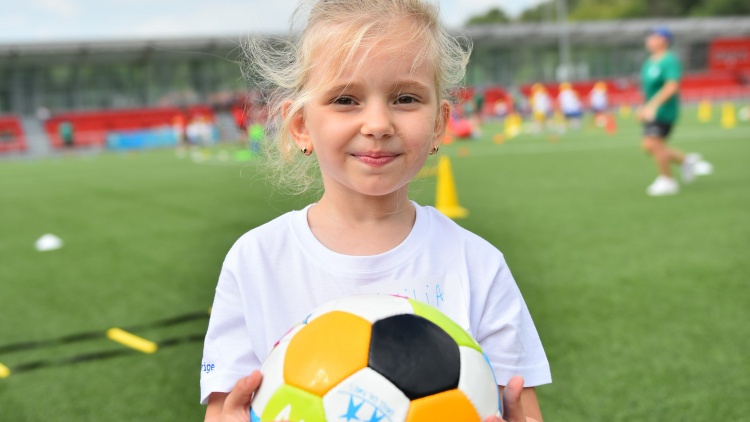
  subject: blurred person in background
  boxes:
[558,82,583,131]
[58,120,74,149]
[589,81,609,129]
[530,83,552,133]
[638,27,710,196]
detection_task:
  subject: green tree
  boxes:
[568,0,648,20]
[518,1,559,22]
[466,7,511,26]
[465,0,748,26]
[691,0,750,16]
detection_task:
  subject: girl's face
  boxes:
[291,37,449,199]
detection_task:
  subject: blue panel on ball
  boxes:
[250,407,260,422]
[483,352,502,417]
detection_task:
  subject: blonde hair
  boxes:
[242,0,471,194]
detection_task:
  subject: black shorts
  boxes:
[643,121,673,139]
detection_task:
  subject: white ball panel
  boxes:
[333,294,414,323]
[323,367,410,422]
[457,346,501,419]
[252,337,291,417]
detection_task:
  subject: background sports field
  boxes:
[1,110,749,421]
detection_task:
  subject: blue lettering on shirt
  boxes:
[400,283,446,308]
[202,362,216,374]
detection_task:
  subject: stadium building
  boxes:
[1,17,749,155]
[2,17,750,116]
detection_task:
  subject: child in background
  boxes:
[201,1,551,421]
[589,81,609,125]
[530,83,552,133]
[557,82,583,131]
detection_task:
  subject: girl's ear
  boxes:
[433,100,451,144]
[283,100,310,150]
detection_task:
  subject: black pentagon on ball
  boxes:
[367,314,460,400]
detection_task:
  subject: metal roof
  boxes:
[465,16,750,45]
[1,16,749,60]
[0,35,245,54]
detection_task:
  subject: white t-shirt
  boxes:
[590,89,608,110]
[531,92,551,115]
[558,90,582,114]
[200,202,551,404]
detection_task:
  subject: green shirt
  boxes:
[641,51,682,123]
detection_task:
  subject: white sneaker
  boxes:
[647,176,679,196]
[681,153,701,184]
[694,160,713,176]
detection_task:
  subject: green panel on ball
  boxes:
[261,384,326,422]
[408,299,481,353]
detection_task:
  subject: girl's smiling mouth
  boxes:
[351,152,400,167]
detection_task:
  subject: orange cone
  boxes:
[435,156,468,219]
[605,114,617,135]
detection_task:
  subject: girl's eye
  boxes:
[332,97,355,105]
[396,95,418,104]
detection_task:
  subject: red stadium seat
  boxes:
[0,115,28,153]
[44,106,216,148]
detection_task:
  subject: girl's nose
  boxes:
[361,101,395,139]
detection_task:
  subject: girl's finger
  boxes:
[222,371,263,418]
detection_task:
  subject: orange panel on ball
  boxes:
[284,311,372,397]
[405,389,481,422]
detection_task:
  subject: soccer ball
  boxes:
[250,294,501,422]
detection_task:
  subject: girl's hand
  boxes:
[485,376,534,422]
[219,371,263,422]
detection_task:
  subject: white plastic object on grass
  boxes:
[35,234,63,251]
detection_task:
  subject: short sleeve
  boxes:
[200,258,260,404]
[474,258,551,387]
[664,55,682,82]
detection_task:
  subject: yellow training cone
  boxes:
[435,156,468,219]
[698,99,712,123]
[721,102,737,129]
[504,113,522,139]
[619,104,632,119]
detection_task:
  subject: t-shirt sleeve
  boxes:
[200,253,261,404]
[474,256,551,387]
[664,55,682,82]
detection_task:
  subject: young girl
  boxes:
[201,1,551,421]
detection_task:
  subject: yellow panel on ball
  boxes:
[284,310,372,397]
[405,389,481,422]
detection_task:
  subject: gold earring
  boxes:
[301,147,312,156]
[429,145,439,155]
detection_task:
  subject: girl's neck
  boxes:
[307,185,416,256]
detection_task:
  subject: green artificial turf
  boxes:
[1,108,748,421]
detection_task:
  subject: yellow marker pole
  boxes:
[106,328,158,354]
[0,362,11,378]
